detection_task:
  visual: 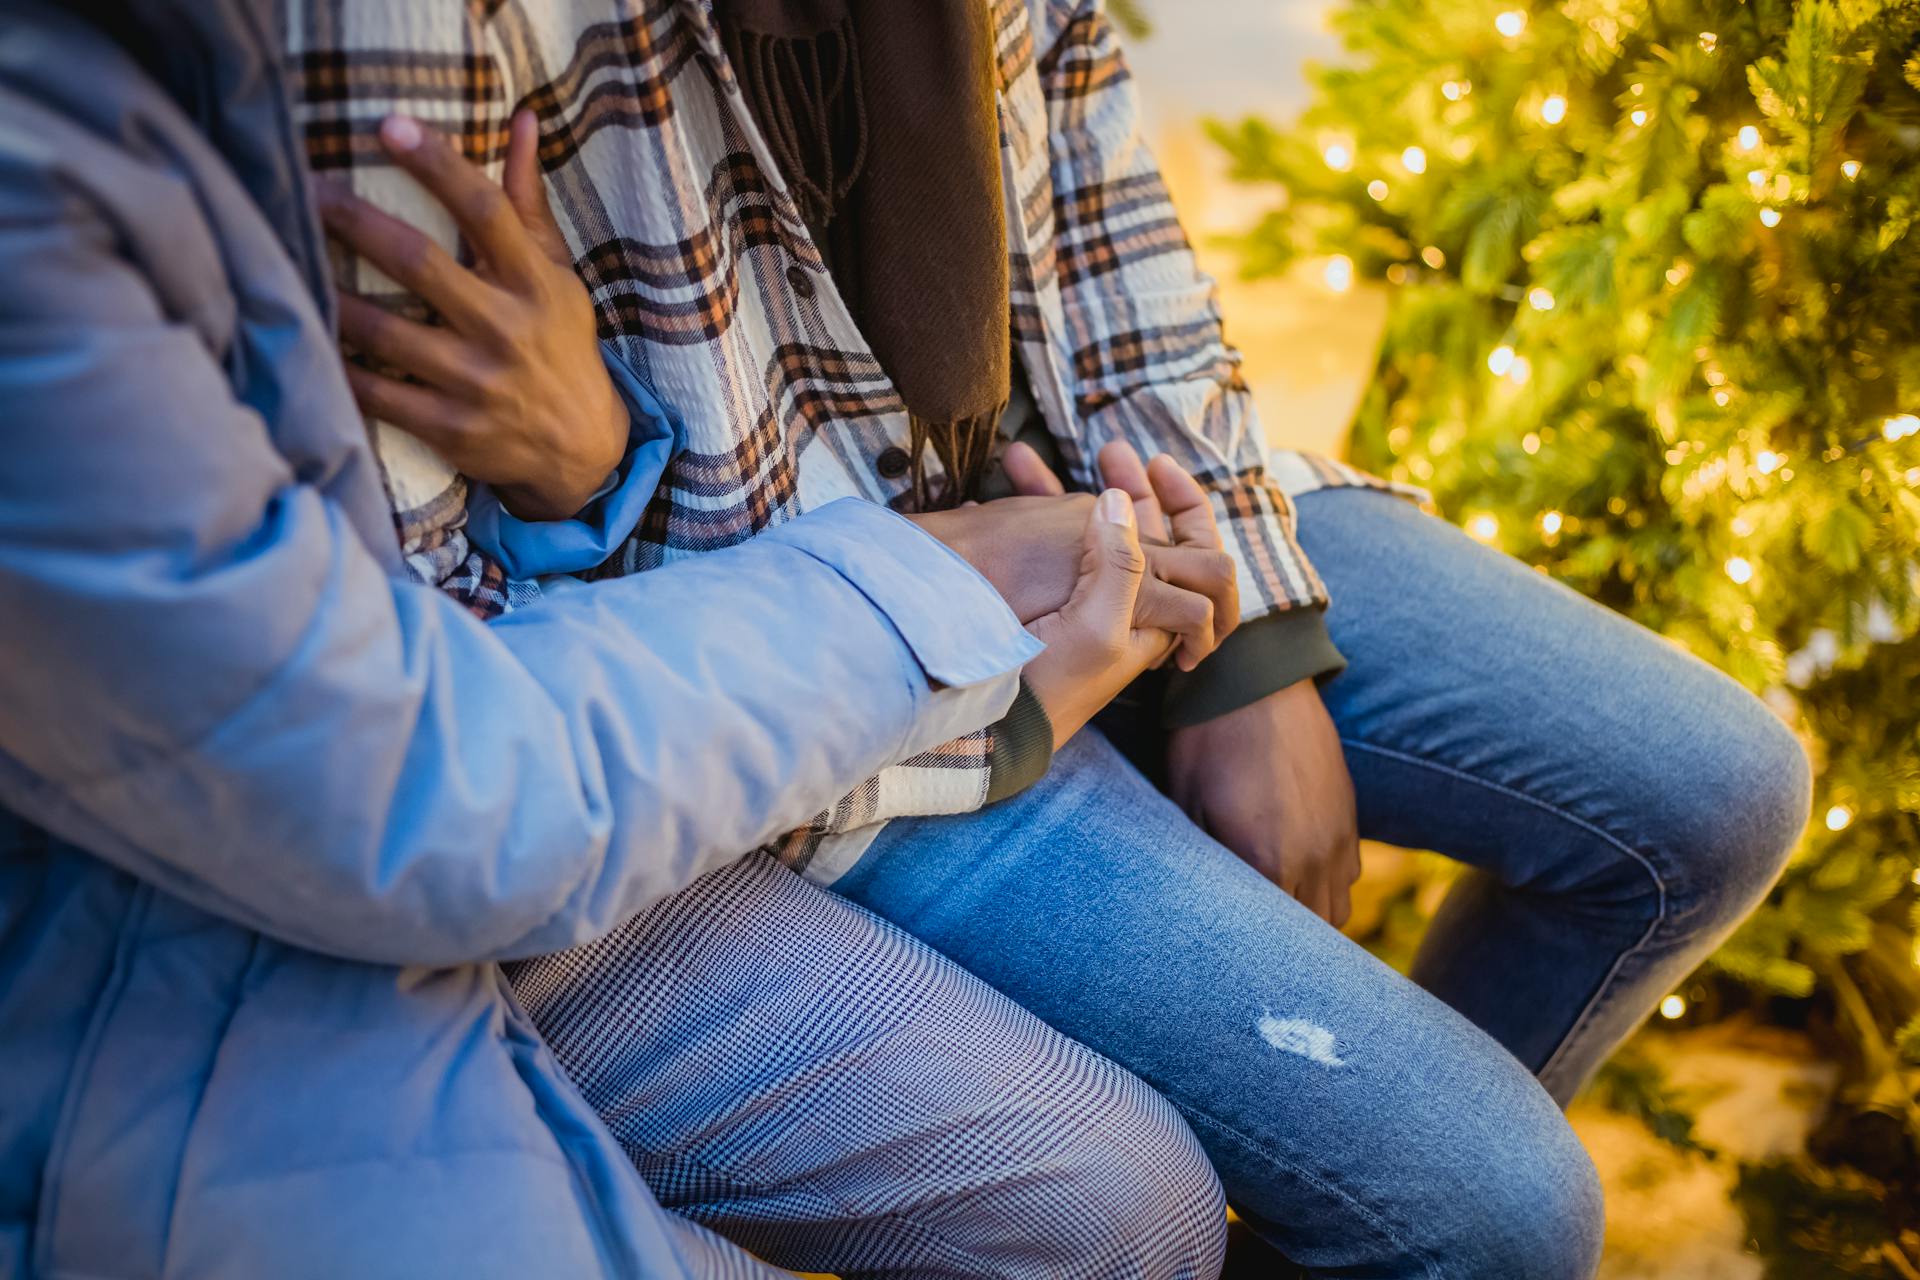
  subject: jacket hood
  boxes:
[64,0,334,322]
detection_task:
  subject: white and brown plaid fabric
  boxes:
[283,0,1403,867]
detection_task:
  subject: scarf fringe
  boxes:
[909,407,1006,509]
[732,19,868,229]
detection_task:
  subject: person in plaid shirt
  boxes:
[306,0,1813,1273]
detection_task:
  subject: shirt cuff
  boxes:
[465,346,677,579]
[985,680,1055,804]
[1161,608,1347,729]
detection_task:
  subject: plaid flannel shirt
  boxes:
[285,0,1400,875]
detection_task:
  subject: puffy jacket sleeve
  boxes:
[0,132,1039,968]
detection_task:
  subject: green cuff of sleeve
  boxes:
[985,679,1056,804]
[1160,608,1347,729]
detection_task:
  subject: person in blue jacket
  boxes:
[0,2,1237,1276]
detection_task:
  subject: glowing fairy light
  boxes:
[1323,255,1355,293]
[1630,108,1649,127]
[1659,994,1687,1020]
[1842,159,1861,179]
[1368,179,1390,200]
[1725,556,1754,584]
[1738,125,1762,151]
[1541,94,1567,124]
[1487,344,1516,376]
[1323,141,1354,172]
[1758,207,1781,228]
[1421,245,1446,269]
[1755,450,1783,474]
[1825,805,1854,832]
[1541,510,1563,535]
[1467,513,1500,542]
[1882,414,1920,441]
[1698,31,1718,52]
[1529,287,1555,310]
[1508,356,1532,385]
[1402,146,1428,174]
[1495,10,1527,37]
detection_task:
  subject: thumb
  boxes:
[503,108,570,264]
[1068,488,1147,626]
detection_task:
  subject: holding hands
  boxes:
[316,111,1357,925]
[997,440,1363,928]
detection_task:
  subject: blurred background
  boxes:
[1120,0,1920,1275]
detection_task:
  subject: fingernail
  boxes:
[1097,488,1134,527]
[381,114,424,151]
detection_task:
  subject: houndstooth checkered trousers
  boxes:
[507,852,1229,1278]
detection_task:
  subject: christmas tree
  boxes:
[1212,0,1920,1265]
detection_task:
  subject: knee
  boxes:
[1454,1107,1605,1279]
[1652,685,1811,931]
[1001,1081,1227,1280]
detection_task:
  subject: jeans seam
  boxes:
[1179,1108,1443,1279]
[1339,737,1673,1090]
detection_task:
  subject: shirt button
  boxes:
[876,446,912,479]
[786,262,815,298]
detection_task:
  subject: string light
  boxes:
[1698,31,1718,51]
[1759,207,1782,227]
[1495,9,1527,37]
[1368,179,1390,200]
[1541,94,1567,124]
[1323,141,1354,172]
[1842,159,1862,179]
[1323,255,1355,293]
[1825,805,1854,832]
[1630,108,1649,126]
[1747,169,1767,188]
[1541,510,1563,535]
[1659,994,1687,1020]
[1487,344,1516,376]
[1714,389,1731,406]
[1725,556,1754,584]
[1882,414,1920,441]
[1522,432,1542,454]
[1467,513,1500,542]
[1737,125,1761,151]
[1508,356,1533,385]
[1907,466,1920,485]
[1756,450,1783,474]
[1421,245,1446,268]
[1402,145,1428,174]
[1529,286,1555,310]
[1441,79,1469,101]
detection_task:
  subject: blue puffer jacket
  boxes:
[0,2,1037,1276]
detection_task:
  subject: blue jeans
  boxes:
[834,487,1811,1278]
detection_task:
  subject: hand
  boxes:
[316,110,625,522]
[1023,491,1181,748]
[1167,679,1361,926]
[914,444,1240,670]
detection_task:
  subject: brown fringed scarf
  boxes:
[715,0,1010,507]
